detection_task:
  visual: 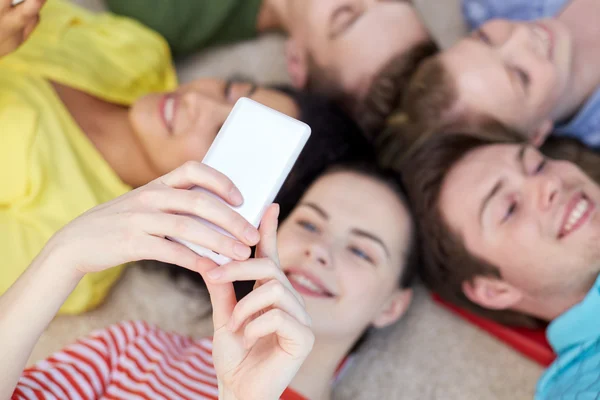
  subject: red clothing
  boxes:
[13,321,307,400]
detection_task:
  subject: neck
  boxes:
[517,274,597,322]
[553,0,600,121]
[51,82,157,188]
[89,108,158,188]
[289,335,354,400]
[257,0,291,33]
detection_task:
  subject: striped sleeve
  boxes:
[12,321,221,400]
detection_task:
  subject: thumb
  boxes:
[196,258,237,330]
[255,204,280,264]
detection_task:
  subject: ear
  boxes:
[372,288,413,328]
[530,119,554,147]
[285,38,308,89]
[462,276,523,310]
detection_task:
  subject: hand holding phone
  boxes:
[171,98,311,265]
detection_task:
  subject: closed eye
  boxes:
[503,201,518,222]
[513,67,530,93]
[535,159,547,174]
[297,220,319,233]
[349,246,374,264]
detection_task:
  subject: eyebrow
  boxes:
[478,145,529,226]
[329,5,361,39]
[300,203,390,259]
[351,228,391,260]
[300,203,329,220]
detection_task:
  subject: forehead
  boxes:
[325,3,429,97]
[302,172,411,248]
[441,40,516,113]
[439,144,519,228]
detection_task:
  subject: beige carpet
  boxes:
[32,1,544,398]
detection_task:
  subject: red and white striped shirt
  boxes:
[12,321,307,400]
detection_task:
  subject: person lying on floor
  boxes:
[401,125,600,399]
[2,159,417,400]
[0,0,374,316]
[104,0,437,109]
[371,0,600,150]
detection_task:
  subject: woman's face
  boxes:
[277,171,413,343]
[129,78,300,176]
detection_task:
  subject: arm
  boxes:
[0,243,84,399]
[0,161,260,399]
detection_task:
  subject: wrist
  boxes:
[36,236,86,285]
[218,381,239,400]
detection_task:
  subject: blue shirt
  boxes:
[461,0,600,148]
[536,275,600,399]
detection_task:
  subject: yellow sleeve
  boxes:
[0,210,124,315]
[1,0,177,105]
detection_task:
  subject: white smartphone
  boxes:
[171,98,311,265]
[11,0,25,6]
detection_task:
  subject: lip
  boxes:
[558,193,595,239]
[285,268,336,299]
[158,93,177,134]
[534,22,555,61]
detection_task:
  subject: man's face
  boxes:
[285,0,429,100]
[439,144,600,302]
[439,19,573,141]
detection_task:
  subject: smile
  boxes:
[532,23,554,61]
[559,194,595,239]
[286,271,335,299]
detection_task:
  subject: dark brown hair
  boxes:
[398,127,544,328]
[355,40,439,137]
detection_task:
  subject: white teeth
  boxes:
[563,199,589,233]
[289,274,325,294]
[164,98,174,125]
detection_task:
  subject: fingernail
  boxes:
[274,203,280,218]
[207,268,222,280]
[244,226,260,244]
[234,242,250,258]
[229,188,243,205]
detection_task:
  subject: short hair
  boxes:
[356,40,439,137]
[399,128,544,328]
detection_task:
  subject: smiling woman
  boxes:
[0,0,373,317]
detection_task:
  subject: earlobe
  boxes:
[531,120,554,147]
[462,276,523,310]
[285,38,308,89]
[372,289,413,328]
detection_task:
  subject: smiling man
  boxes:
[402,130,600,399]
[105,0,435,105]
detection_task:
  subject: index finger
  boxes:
[159,161,243,207]
[199,264,238,330]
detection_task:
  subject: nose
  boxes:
[533,173,562,212]
[179,91,231,130]
[305,242,333,270]
[498,23,534,59]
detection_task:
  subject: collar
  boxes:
[554,89,600,147]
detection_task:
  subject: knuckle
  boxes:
[182,160,201,177]
[267,281,285,299]
[174,217,193,237]
[137,189,160,207]
[269,309,284,325]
